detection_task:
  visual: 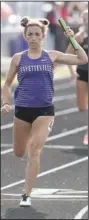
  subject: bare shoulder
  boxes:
[12,50,27,66]
[47,50,59,63]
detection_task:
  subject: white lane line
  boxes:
[47,125,87,142]
[1,123,13,130]
[1,144,88,150]
[1,194,88,199]
[1,126,87,154]
[1,144,13,147]
[1,144,88,155]
[53,94,75,102]
[24,195,88,199]
[1,188,88,199]
[55,107,78,116]
[1,145,88,159]
[1,199,20,201]
[54,77,70,82]
[2,190,88,196]
[74,205,88,219]
[1,107,78,130]
[55,82,75,91]
[1,149,13,155]
[1,198,87,201]
[44,145,88,149]
[1,156,88,191]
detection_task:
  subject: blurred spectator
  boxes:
[68,1,88,14]
[9,34,28,56]
[46,2,68,52]
[69,5,81,21]
[67,1,88,32]
[46,2,57,35]
[55,2,69,21]
[1,1,88,57]
[46,1,88,52]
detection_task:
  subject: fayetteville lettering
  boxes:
[20,65,52,73]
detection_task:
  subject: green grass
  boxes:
[54,65,71,79]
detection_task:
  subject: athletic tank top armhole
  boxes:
[42,50,54,67]
[17,50,28,68]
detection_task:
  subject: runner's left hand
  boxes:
[64,26,74,38]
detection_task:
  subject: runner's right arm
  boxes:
[2,54,20,105]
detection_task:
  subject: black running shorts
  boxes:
[15,105,55,123]
[77,69,88,83]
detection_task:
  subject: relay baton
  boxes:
[58,18,79,51]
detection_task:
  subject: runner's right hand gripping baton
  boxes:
[58,18,79,51]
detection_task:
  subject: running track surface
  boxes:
[1,77,88,219]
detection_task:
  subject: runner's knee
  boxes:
[79,107,86,112]
[14,146,25,157]
[77,104,87,112]
[28,138,42,157]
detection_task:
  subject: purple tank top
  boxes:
[14,50,54,107]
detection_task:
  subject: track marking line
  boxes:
[1,156,88,191]
[53,94,75,102]
[1,125,87,155]
[1,144,13,147]
[2,189,88,195]
[1,123,13,130]
[54,82,75,91]
[55,107,78,116]
[1,144,88,150]
[1,149,13,155]
[1,188,88,199]
[44,145,88,149]
[2,188,88,199]
[74,205,88,219]
[47,125,87,142]
[1,195,88,199]
[1,198,20,201]
[1,126,87,155]
[1,198,87,201]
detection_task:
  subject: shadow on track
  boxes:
[4,206,48,219]
[61,148,88,157]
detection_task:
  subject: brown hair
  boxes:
[20,17,49,37]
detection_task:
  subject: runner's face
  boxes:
[25,26,44,49]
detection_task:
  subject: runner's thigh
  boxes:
[13,117,32,156]
[28,116,54,151]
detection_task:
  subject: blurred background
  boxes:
[1,1,88,75]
